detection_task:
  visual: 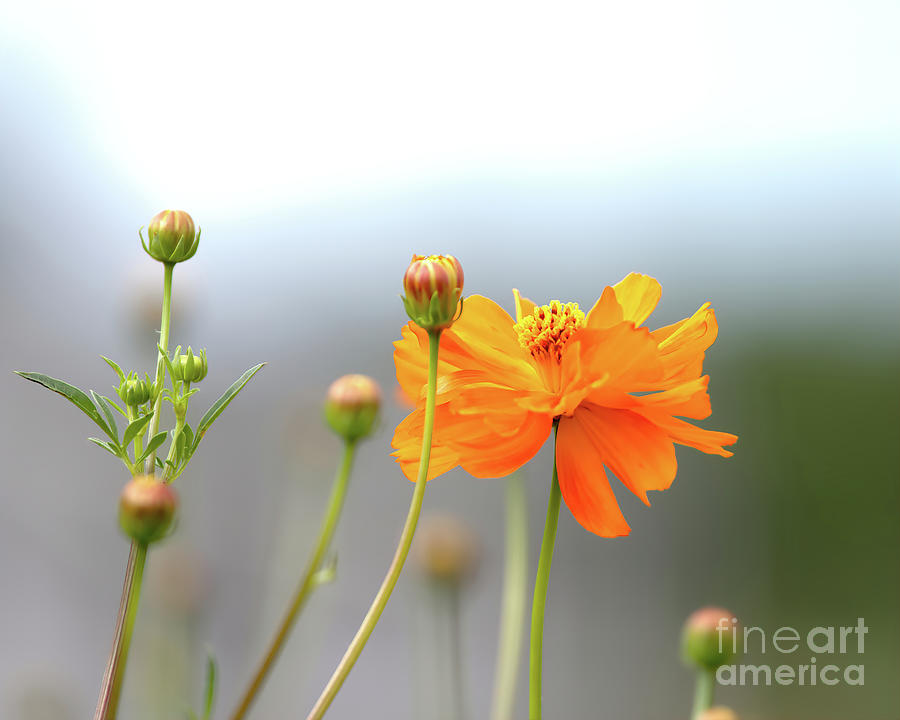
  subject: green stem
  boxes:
[229,440,359,720]
[93,540,148,720]
[145,261,174,474]
[161,416,185,482]
[490,474,528,720]
[306,329,442,720]
[528,424,561,720]
[691,669,715,719]
[126,405,144,471]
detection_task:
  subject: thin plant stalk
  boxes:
[490,473,528,720]
[93,541,148,720]
[145,261,174,474]
[229,440,359,720]
[528,423,561,720]
[95,262,174,720]
[691,669,715,719]
[307,329,442,719]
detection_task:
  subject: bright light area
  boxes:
[2,0,899,214]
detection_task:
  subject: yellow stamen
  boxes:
[514,300,586,362]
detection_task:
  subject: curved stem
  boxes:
[93,541,148,720]
[145,261,174,474]
[528,424,561,720]
[307,329,441,720]
[229,440,358,720]
[490,473,528,720]
[691,669,715,719]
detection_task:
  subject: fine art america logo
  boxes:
[716,617,867,687]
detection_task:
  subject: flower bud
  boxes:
[698,708,739,720]
[141,210,199,264]
[117,373,152,406]
[171,347,208,383]
[682,607,741,671]
[324,374,381,442]
[402,254,464,331]
[119,475,178,545]
[415,514,480,584]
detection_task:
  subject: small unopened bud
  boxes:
[402,254,464,331]
[415,514,480,584]
[117,373,152,406]
[698,708,739,720]
[324,374,381,442]
[172,347,208,383]
[682,607,741,670]
[119,475,178,545]
[141,210,199,264]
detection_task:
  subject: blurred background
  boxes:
[1,1,898,719]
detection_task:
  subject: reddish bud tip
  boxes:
[119,475,178,545]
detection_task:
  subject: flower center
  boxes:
[514,300,585,362]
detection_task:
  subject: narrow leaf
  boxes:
[123,413,154,448]
[138,431,168,464]
[100,356,126,381]
[102,395,128,417]
[193,363,265,450]
[16,371,110,435]
[202,654,217,720]
[92,391,118,442]
[88,437,121,458]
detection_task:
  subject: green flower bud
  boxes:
[402,254,464,331]
[682,607,741,671]
[324,374,381,442]
[119,475,177,545]
[172,347,208,383]
[141,209,199,264]
[117,373,152,406]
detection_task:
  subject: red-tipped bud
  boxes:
[324,374,382,442]
[415,514,480,584]
[119,475,178,544]
[682,607,741,670]
[142,210,199,264]
[698,709,740,720]
[402,254,464,331]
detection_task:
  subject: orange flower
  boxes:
[392,273,737,537]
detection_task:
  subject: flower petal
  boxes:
[512,288,536,323]
[394,294,541,404]
[636,411,738,457]
[556,414,631,537]
[652,303,718,385]
[457,411,552,478]
[585,286,623,330]
[573,403,678,505]
[392,405,463,481]
[613,273,662,326]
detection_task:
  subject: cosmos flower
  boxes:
[392,273,737,537]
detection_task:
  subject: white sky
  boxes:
[2,0,899,214]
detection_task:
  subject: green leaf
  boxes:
[92,391,118,442]
[88,437,121,459]
[101,356,126,381]
[123,413,154,449]
[159,343,180,385]
[181,424,194,455]
[137,432,168,464]
[102,395,128,417]
[16,371,112,437]
[202,654,217,720]
[193,363,265,451]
